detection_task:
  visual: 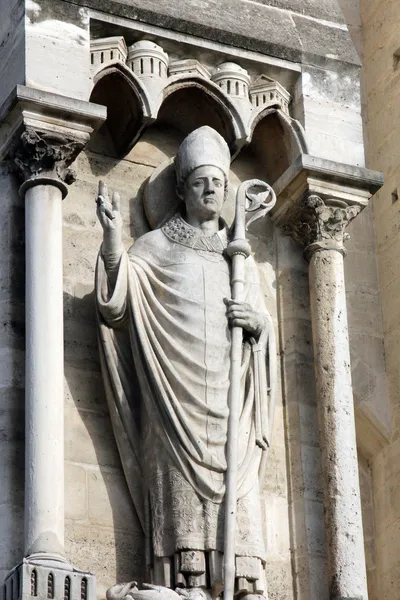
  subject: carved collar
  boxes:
[162,213,229,254]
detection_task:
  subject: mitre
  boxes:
[175,126,231,186]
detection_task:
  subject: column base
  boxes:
[0,558,96,600]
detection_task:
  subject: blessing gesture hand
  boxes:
[96,180,123,257]
[96,180,123,232]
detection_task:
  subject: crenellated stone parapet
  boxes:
[250,75,291,114]
[89,36,296,152]
[90,36,128,71]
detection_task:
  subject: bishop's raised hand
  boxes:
[96,180,123,258]
[96,181,123,266]
[96,180,123,231]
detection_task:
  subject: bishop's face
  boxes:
[183,165,226,224]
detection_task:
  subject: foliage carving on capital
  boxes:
[14,128,85,184]
[285,194,362,256]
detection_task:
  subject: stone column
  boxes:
[14,130,84,563]
[271,155,384,600]
[0,86,106,600]
[23,178,67,561]
[288,194,368,600]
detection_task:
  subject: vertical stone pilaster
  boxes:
[271,154,384,599]
[284,193,368,600]
[0,85,106,600]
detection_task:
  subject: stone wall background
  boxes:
[0,1,394,599]
[359,0,400,597]
[0,164,25,585]
[0,0,25,108]
[62,146,149,597]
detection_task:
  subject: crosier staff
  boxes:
[224,180,276,600]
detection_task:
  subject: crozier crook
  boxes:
[224,180,276,600]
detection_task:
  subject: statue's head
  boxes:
[175,127,231,218]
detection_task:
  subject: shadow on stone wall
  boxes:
[63,286,145,594]
[0,164,25,585]
[273,230,329,598]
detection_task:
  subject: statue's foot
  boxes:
[107,582,139,600]
[180,588,212,600]
[237,594,266,600]
[107,582,188,600]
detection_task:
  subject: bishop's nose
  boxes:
[204,178,215,194]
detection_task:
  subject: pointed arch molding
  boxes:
[93,61,153,119]
[89,42,306,178]
[250,107,309,158]
[90,61,155,155]
[161,76,248,149]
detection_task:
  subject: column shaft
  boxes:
[24,183,65,559]
[309,249,367,600]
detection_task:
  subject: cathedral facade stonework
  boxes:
[0,2,394,600]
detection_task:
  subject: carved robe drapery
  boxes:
[96,214,275,594]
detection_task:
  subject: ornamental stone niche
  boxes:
[85,28,384,600]
[0,3,390,600]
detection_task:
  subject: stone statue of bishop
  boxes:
[95,126,276,600]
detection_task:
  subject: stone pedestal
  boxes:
[1,559,96,600]
[0,86,106,599]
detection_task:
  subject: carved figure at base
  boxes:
[95,127,276,599]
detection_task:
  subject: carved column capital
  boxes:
[270,154,383,260]
[284,193,362,259]
[13,128,85,186]
[0,85,106,191]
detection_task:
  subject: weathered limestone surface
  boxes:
[292,64,365,166]
[336,0,362,57]
[276,231,328,600]
[0,163,25,587]
[360,0,400,598]
[345,208,390,456]
[358,455,378,600]
[0,2,392,600]
[0,0,92,106]
[72,0,359,70]
[309,248,367,600]
[25,0,92,101]
[0,0,25,108]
